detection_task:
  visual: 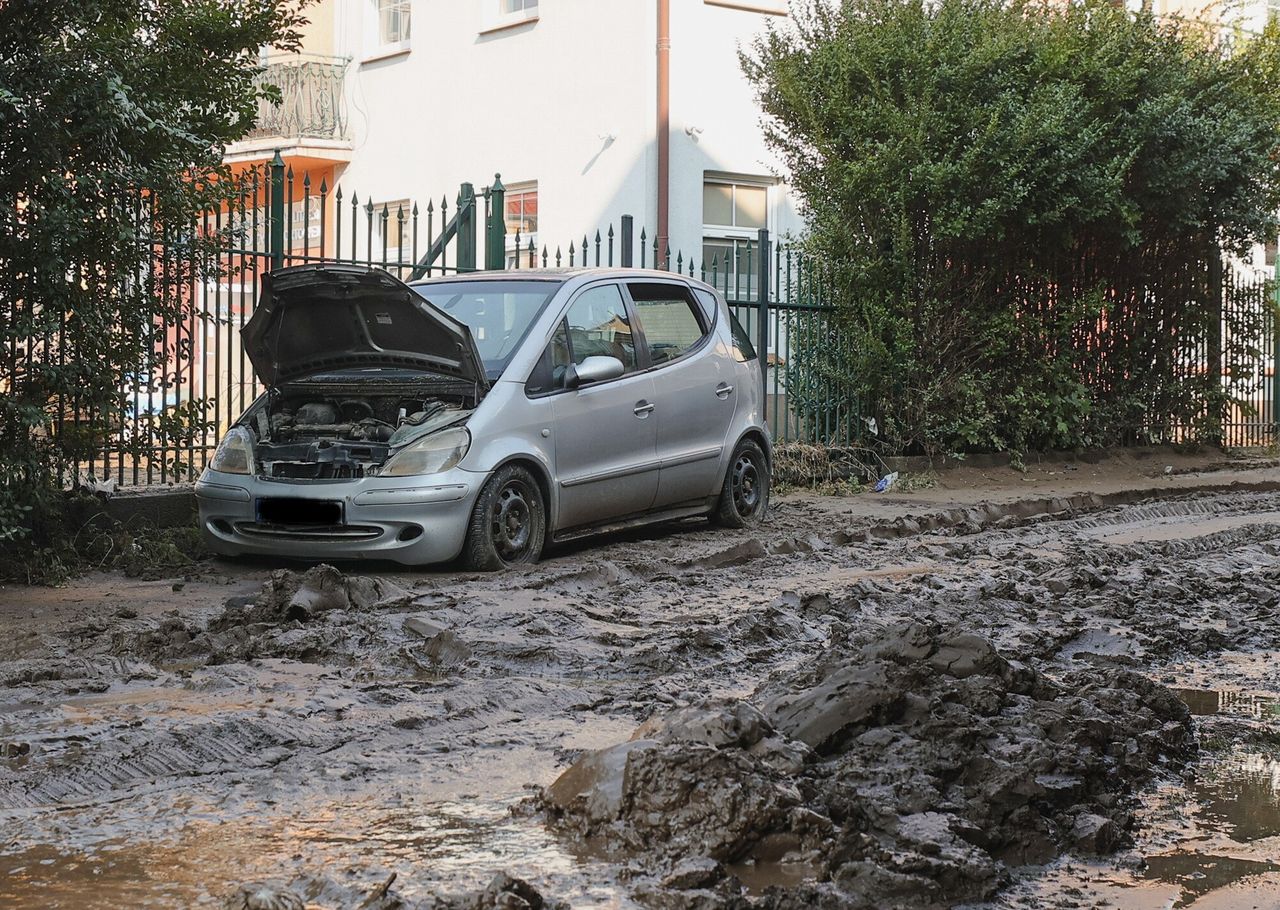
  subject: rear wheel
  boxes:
[711,438,770,528]
[461,464,546,571]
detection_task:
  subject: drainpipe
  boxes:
[656,0,671,266]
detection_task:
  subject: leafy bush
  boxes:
[745,0,1280,455]
[0,0,307,549]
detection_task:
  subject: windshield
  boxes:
[410,280,561,380]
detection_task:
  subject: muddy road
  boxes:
[1,479,1279,908]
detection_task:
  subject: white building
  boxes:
[226,0,806,278]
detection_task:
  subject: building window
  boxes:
[484,0,539,32]
[368,0,411,57]
[373,199,415,264]
[702,177,770,300]
[503,183,538,267]
[703,180,767,231]
[505,184,538,238]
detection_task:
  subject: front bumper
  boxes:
[196,468,482,566]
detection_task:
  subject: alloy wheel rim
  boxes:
[732,453,761,516]
[491,481,533,560]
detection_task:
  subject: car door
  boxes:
[625,281,736,511]
[534,282,659,531]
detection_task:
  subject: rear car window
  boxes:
[627,283,707,366]
[728,312,757,362]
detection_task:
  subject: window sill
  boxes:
[703,0,787,14]
[361,43,411,65]
[479,14,539,36]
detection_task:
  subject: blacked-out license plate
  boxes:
[256,498,343,526]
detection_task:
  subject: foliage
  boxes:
[0,0,308,548]
[744,0,1280,455]
[0,491,211,585]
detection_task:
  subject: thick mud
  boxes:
[1,486,1279,908]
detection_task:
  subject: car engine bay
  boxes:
[246,379,473,479]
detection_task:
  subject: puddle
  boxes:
[1142,852,1280,908]
[1191,750,1280,843]
[0,799,633,909]
[1170,686,1279,720]
[725,859,823,894]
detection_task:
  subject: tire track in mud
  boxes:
[3,486,1280,907]
[0,712,334,811]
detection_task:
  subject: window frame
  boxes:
[702,178,771,235]
[702,175,774,302]
[504,182,538,264]
[372,198,415,265]
[704,0,787,14]
[622,280,714,374]
[365,0,412,62]
[524,280,642,398]
[482,0,540,34]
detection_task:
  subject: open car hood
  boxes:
[244,265,488,392]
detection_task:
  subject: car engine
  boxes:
[247,380,472,479]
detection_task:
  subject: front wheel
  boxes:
[711,439,770,528]
[461,464,547,571]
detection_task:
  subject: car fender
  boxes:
[457,379,560,527]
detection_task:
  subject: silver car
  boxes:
[196,264,771,570]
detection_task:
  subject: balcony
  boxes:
[225,53,353,167]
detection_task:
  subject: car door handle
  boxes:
[715,383,734,399]
[633,401,655,417]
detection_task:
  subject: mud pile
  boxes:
[541,623,1196,909]
[115,565,412,666]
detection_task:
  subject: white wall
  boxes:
[328,0,803,267]
[668,1,803,261]
[334,0,654,263]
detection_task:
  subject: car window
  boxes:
[411,279,560,380]
[728,312,757,362]
[692,288,719,325]
[525,320,571,396]
[564,284,636,371]
[627,283,706,366]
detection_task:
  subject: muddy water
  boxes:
[1,490,1278,907]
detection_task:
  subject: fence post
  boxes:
[1274,246,1280,434]
[756,227,771,415]
[456,183,477,271]
[485,174,506,270]
[620,215,634,268]
[1208,251,1224,446]
[269,150,285,271]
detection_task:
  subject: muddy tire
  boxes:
[461,464,547,571]
[711,438,770,528]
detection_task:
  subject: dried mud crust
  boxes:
[1,488,1279,907]
[539,624,1196,909]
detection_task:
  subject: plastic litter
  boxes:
[874,471,899,493]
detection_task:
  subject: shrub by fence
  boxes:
[9,157,1277,489]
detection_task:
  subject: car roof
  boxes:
[407,267,715,292]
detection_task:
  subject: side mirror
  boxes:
[565,355,625,389]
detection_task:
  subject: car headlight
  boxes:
[208,426,255,475]
[379,427,470,477]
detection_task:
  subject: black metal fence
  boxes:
[57,159,1280,486]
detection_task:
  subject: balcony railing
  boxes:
[247,53,350,143]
